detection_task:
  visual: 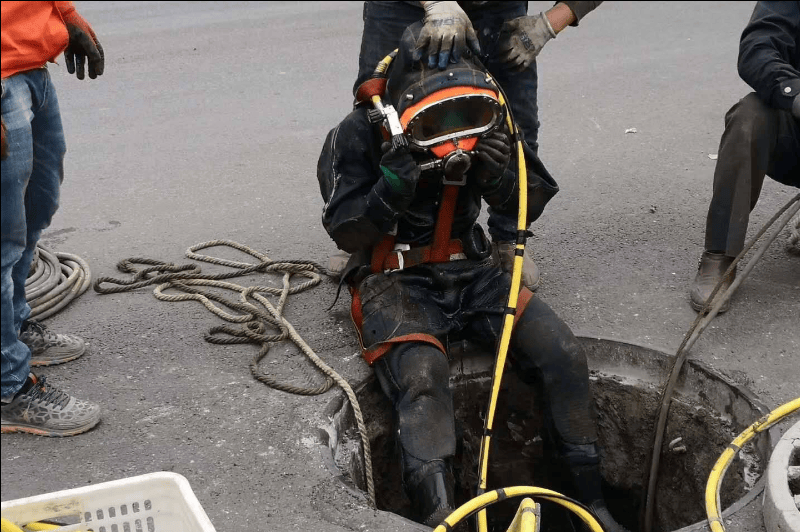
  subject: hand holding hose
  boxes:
[473,131,511,188]
[414,1,481,69]
[379,142,421,198]
[499,13,557,72]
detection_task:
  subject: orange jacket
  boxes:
[1,1,77,79]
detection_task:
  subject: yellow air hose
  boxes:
[705,396,800,532]
[433,486,605,532]
[476,82,529,532]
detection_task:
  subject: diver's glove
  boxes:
[473,131,511,189]
[499,13,556,73]
[793,94,800,120]
[414,1,481,69]
[59,7,104,80]
[366,144,421,230]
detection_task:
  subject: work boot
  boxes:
[495,242,540,291]
[19,320,86,366]
[561,442,630,532]
[407,463,459,529]
[1,373,101,437]
[328,250,350,278]
[689,251,736,314]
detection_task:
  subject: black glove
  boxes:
[378,142,421,200]
[473,131,511,188]
[793,94,800,120]
[62,11,104,80]
[413,1,481,69]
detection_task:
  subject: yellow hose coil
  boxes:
[705,396,800,532]
[433,486,604,532]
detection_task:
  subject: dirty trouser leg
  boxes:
[1,70,65,399]
[373,342,457,482]
[705,93,800,257]
[507,296,597,446]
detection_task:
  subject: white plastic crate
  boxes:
[1,471,216,532]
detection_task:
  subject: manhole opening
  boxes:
[326,338,772,532]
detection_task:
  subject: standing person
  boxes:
[1,1,104,436]
[318,22,628,531]
[344,1,602,290]
[689,1,799,313]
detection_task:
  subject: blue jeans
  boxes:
[1,68,66,398]
[354,1,555,241]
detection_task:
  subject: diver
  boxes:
[317,21,628,532]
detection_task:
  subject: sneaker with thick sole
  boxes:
[689,251,736,314]
[1,374,100,436]
[19,320,86,366]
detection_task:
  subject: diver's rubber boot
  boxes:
[561,442,631,532]
[407,463,458,529]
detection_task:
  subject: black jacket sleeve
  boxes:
[318,110,412,253]
[481,138,559,228]
[558,1,603,27]
[738,1,800,111]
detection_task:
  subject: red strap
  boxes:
[513,287,534,330]
[350,288,446,365]
[371,235,396,274]
[355,78,388,106]
[380,239,464,270]
[430,185,460,262]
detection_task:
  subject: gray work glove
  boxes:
[413,1,481,69]
[499,13,557,72]
[793,94,800,120]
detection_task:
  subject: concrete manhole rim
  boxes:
[763,419,800,532]
[316,334,778,532]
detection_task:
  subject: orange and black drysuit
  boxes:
[317,23,604,528]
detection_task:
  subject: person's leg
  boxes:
[12,69,65,333]
[691,93,786,313]
[373,342,457,527]
[10,69,86,365]
[507,298,628,532]
[1,73,37,399]
[353,1,423,96]
[1,70,99,436]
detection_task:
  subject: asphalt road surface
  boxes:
[2,2,798,532]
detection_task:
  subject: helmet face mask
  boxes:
[403,92,503,149]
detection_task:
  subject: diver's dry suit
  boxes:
[317,22,628,532]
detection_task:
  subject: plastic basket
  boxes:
[1,472,216,532]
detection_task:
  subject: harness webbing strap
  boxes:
[371,235,396,274]
[430,184,461,262]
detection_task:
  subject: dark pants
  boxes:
[358,259,597,489]
[355,1,552,242]
[705,93,800,257]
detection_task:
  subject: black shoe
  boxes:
[689,251,736,313]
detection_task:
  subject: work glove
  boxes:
[379,142,421,200]
[793,94,800,120]
[413,1,481,70]
[61,10,104,80]
[499,13,557,73]
[473,131,511,189]
[1,118,8,161]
